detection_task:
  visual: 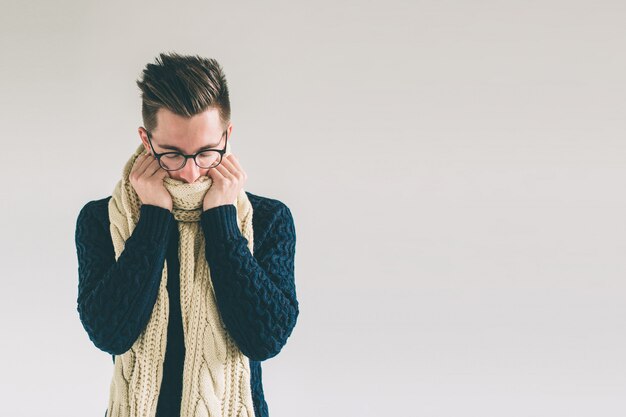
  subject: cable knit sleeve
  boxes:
[200,202,299,361]
[75,200,175,356]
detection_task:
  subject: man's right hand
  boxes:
[129,151,173,212]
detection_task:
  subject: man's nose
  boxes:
[179,159,200,183]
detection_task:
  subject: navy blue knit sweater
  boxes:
[74,191,299,417]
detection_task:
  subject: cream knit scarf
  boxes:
[106,141,256,417]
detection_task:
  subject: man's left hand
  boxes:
[203,153,248,211]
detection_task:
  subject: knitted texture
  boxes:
[106,143,256,417]
[75,191,298,417]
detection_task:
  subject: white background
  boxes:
[1,0,625,416]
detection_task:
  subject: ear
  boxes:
[137,127,151,154]
[225,123,233,155]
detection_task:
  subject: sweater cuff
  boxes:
[134,204,175,242]
[200,204,242,244]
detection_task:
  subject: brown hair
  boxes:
[136,52,231,132]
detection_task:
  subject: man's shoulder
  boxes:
[245,191,295,249]
[77,196,113,224]
[245,191,292,223]
[245,190,287,208]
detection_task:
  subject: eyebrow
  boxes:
[158,142,221,153]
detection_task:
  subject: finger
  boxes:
[225,154,243,172]
[145,158,165,177]
[214,162,236,180]
[208,164,226,181]
[217,156,238,174]
[221,155,246,179]
[132,153,153,177]
[138,154,159,177]
[131,152,148,171]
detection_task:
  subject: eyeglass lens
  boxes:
[158,151,223,171]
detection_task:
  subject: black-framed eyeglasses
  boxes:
[144,128,228,171]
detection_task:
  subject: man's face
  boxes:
[139,107,231,184]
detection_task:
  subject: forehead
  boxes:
[154,107,223,140]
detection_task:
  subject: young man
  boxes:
[74,52,299,417]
